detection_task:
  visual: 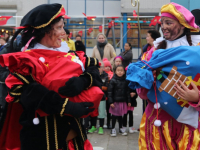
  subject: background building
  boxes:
[0,0,199,59]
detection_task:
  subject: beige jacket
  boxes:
[92,43,116,65]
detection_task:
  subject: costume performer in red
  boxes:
[0,3,103,150]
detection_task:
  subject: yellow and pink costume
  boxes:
[136,2,200,150]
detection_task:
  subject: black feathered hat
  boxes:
[19,3,66,29]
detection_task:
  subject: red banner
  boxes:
[149,16,161,26]
[0,16,12,26]
[87,28,93,36]
[99,25,102,32]
[88,28,93,33]
[82,13,96,20]
[133,10,137,18]
[78,30,83,36]
[127,23,131,29]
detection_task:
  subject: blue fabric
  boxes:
[126,46,200,120]
[126,61,154,89]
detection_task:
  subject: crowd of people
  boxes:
[0,2,200,150]
[85,51,138,137]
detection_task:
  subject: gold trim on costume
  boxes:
[149,109,160,149]
[45,116,50,150]
[147,108,155,149]
[177,125,189,149]
[53,115,59,150]
[10,92,21,96]
[14,99,20,103]
[152,125,161,149]
[86,72,93,88]
[60,98,69,117]
[148,109,161,149]
[94,58,97,66]
[33,5,64,29]
[162,121,174,150]
[176,124,184,143]
[87,57,90,67]
[14,73,30,84]
[138,113,147,150]
[75,118,85,141]
[191,128,200,149]
[74,139,79,150]
[30,73,35,81]
[13,85,23,92]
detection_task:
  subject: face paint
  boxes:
[161,17,184,41]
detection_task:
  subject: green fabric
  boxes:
[98,101,106,119]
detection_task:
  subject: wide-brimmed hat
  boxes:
[161,2,199,32]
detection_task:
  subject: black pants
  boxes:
[106,100,111,126]
[122,110,133,127]
[84,117,104,128]
[84,116,90,129]
[112,115,122,129]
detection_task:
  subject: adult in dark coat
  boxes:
[118,42,133,68]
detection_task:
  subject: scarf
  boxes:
[97,41,107,59]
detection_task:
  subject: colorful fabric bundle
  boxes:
[127,46,200,128]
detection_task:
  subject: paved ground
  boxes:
[88,98,143,150]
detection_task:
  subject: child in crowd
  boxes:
[103,58,113,80]
[122,65,138,133]
[113,56,123,72]
[88,62,109,134]
[122,89,138,133]
[108,65,130,136]
[102,58,113,129]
